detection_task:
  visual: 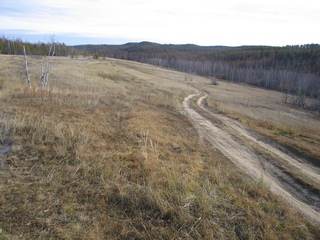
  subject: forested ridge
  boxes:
[75,42,320,110]
[75,42,320,76]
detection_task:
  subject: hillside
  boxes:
[2,36,320,109]
[74,42,320,75]
[0,55,319,239]
[75,42,320,110]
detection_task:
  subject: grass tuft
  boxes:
[274,127,295,137]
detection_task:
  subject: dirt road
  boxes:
[183,92,320,223]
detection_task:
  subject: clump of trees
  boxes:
[22,37,56,89]
[0,35,82,56]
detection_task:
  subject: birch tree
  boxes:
[40,39,55,88]
[23,45,31,88]
[22,37,55,89]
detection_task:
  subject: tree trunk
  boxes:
[40,41,55,89]
[23,45,31,88]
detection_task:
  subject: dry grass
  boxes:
[201,80,320,165]
[0,55,319,239]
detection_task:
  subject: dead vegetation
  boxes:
[0,56,319,239]
[202,80,320,165]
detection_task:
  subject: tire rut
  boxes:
[183,92,320,223]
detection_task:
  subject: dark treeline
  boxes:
[0,36,83,56]
[75,42,320,110]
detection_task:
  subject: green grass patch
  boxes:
[274,127,295,137]
[256,149,272,156]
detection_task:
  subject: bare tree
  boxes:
[40,38,55,88]
[23,45,31,88]
[22,36,55,89]
[295,76,309,107]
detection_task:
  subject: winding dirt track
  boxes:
[183,92,320,223]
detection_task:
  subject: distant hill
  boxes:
[74,41,274,51]
[74,42,320,76]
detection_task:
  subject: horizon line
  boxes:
[1,32,319,48]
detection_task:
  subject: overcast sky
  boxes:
[0,0,319,46]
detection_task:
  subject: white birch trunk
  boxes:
[23,45,31,88]
[40,42,55,88]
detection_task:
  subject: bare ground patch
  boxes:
[184,92,320,223]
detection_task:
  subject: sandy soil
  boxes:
[183,92,320,223]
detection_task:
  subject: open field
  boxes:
[0,55,319,239]
[200,80,320,165]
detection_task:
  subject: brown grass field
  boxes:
[0,55,319,239]
[201,80,320,166]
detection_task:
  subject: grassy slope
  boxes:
[202,80,320,166]
[0,55,319,239]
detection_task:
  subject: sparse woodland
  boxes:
[76,42,320,110]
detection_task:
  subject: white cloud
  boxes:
[1,0,319,45]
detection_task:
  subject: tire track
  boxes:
[183,92,320,223]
